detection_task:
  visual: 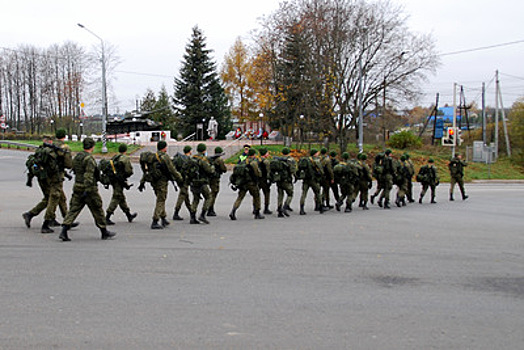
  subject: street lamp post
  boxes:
[78,23,108,153]
[259,113,264,145]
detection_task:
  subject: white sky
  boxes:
[2,0,523,114]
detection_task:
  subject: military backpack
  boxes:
[139,151,163,183]
[269,157,291,183]
[25,145,60,180]
[229,161,251,188]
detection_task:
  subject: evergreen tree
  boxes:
[174,26,231,139]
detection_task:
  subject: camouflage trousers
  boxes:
[152,180,169,220]
[259,180,271,208]
[190,184,212,214]
[63,188,106,229]
[379,174,394,202]
[358,180,370,203]
[233,183,261,211]
[106,182,131,215]
[300,180,321,207]
[174,183,191,213]
[208,177,221,210]
[276,181,294,208]
[420,183,436,200]
[338,182,355,206]
[29,179,67,221]
[450,175,466,197]
[396,179,408,200]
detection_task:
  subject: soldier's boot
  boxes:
[190,212,200,224]
[198,211,209,224]
[207,206,217,217]
[401,198,407,207]
[326,200,334,209]
[384,200,391,209]
[71,222,80,228]
[419,196,423,204]
[462,194,469,200]
[229,207,237,221]
[449,193,454,201]
[263,205,273,215]
[125,211,138,223]
[254,210,265,220]
[314,203,320,212]
[319,204,326,214]
[344,204,352,213]
[408,196,415,203]
[50,219,62,227]
[277,207,285,218]
[431,197,437,204]
[362,200,369,210]
[59,225,71,242]
[358,199,364,208]
[105,213,115,226]
[378,197,383,208]
[299,204,307,215]
[370,194,376,204]
[283,204,293,212]
[335,200,342,212]
[172,209,184,221]
[161,218,170,227]
[22,212,34,228]
[151,219,164,230]
[41,220,54,234]
[395,197,401,207]
[100,227,116,240]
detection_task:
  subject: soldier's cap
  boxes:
[282,147,290,155]
[157,140,167,150]
[183,145,192,154]
[455,152,460,156]
[360,153,367,160]
[259,148,268,156]
[329,151,337,157]
[357,153,364,160]
[403,152,410,159]
[385,149,392,155]
[342,152,350,160]
[118,144,128,153]
[83,137,95,150]
[248,148,256,156]
[42,134,53,141]
[55,128,66,139]
[428,158,434,163]
[400,155,406,161]
[214,146,223,154]
[197,143,206,153]
[243,144,251,149]
[309,149,318,157]
[320,148,328,154]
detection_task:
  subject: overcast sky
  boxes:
[2,0,523,114]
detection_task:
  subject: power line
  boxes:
[439,39,524,57]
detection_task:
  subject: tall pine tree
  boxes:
[174,26,231,139]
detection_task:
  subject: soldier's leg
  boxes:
[28,180,50,217]
[458,177,468,199]
[106,184,120,218]
[312,181,324,213]
[58,187,68,218]
[249,184,264,219]
[86,191,116,240]
[60,191,85,241]
[153,182,167,221]
[230,187,247,220]
[300,182,310,206]
[201,185,212,212]
[277,185,284,208]
[44,181,61,221]
[449,177,456,197]
[284,182,294,208]
[430,184,437,203]
[208,179,219,214]
[419,184,428,203]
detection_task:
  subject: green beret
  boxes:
[428,158,434,163]
[157,140,167,150]
[342,152,350,160]
[183,145,192,154]
[320,148,328,154]
[197,143,206,153]
[329,151,337,157]
[400,155,406,161]
[55,128,66,139]
[214,147,223,154]
[83,137,95,150]
[282,148,290,155]
[404,153,410,159]
[248,148,256,156]
[360,153,367,160]
[118,144,128,153]
[259,148,268,156]
[309,149,318,157]
[385,149,392,155]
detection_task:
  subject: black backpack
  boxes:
[230,161,251,188]
[25,145,59,180]
[139,151,162,183]
[269,157,290,183]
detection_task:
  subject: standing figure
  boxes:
[275,148,297,217]
[395,155,410,207]
[189,143,215,224]
[207,117,218,140]
[334,152,355,213]
[378,149,395,209]
[449,153,468,201]
[319,148,335,209]
[357,153,373,210]
[229,148,264,220]
[417,158,440,204]
[172,146,193,221]
[257,148,273,215]
[105,144,137,225]
[59,138,116,242]
[404,153,416,203]
[298,149,324,215]
[370,153,384,206]
[207,146,227,217]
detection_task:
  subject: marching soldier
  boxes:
[258,148,273,215]
[320,148,335,209]
[189,143,215,224]
[357,153,372,210]
[417,158,439,204]
[105,144,137,225]
[404,153,415,203]
[59,137,115,242]
[172,145,193,221]
[275,147,297,217]
[378,149,395,209]
[449,152,468,201]
[229,148,264,220]
[299,149,324,215]
[207,146,227,217]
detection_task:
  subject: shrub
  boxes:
[387,130,422,149]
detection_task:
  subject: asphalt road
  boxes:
[1,148,523,349]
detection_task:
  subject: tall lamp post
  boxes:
[259,113,264,145]
[78,23,108,153]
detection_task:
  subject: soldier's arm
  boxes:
[165,156,183,183]
[203,158,215,175]
[61,145,73,169]
[84,156,97,189]
[251,161,262,178]
[124,157,134,177]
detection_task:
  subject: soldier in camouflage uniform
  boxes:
[172,145,193,221]
[320,148,335,209]
[150,141,183,229]
[394,155,410,207]
[276,147,297,218]
[329,151,340,205]
[378,149,395,209]
[299,149,325,215]
[59,137,115,242]
[105,144,137,225]
[229,148,264,220]
[404,153,415,203]
[448,153,468,201]
[334,152,354,212]
[357,153,372,210]
[418,158,439,204]
[207,146,227,217]
[189,143,215,224]
[258,148,273,215]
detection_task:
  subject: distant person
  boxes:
[448,153,468,201]
[417,158,439,204]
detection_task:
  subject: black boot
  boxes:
[151,219,163,229]
[125,211,138,223]
[378,198,383,208]
[190,212,200,224]
[419,196,423,204]
[449,193,454,201]
[370,194,376,205]
[284,204,293,212]
[106,213,115,226]
[431,197,437,204]
[314,203,320,212]
[401,198,407,207]
[277,207,285,218]
[161,218,170,227]
[362,200,369,210]
[263,205,273,215]
[198,211,209,224]
[335,200,342,212]
[71,222,80,228]
[50,219,61,227]
[229,207,237,221]
[22,212,34,228]
[172,210,184,221]
[300,204,306,215]
[254,210,265,220]
[384,200,391,209]
[462,194,469,200]
[41,220,54,234]
[344,204,352,213]
[59,225,71,242]
[100,227,116,240]
[395,198,401,207]
[207,206,217,217]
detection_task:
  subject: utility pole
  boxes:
[495,70,499,158]
[497,78,512,156]
[482,82,486,145]
[452,83,457,158]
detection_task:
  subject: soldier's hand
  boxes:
[26,178,33,187]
